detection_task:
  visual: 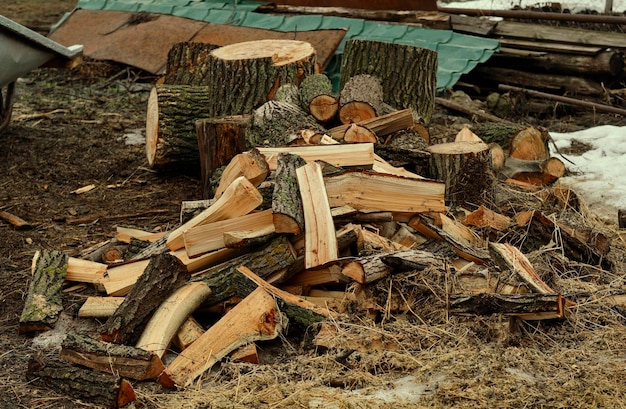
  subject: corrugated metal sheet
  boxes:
[70,0,500,92]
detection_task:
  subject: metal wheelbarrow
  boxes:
[0,14,82,132]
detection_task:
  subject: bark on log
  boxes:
[509,126,550,161]
[299,73,338,123]
[619,209,626,229]
[164,42,219,85]
[449,293,564,316]
[426,141,494,208]
[492,49,624,76]
[329,108,414,141]
[214,148,270,199]
[342,249,445,284]
[26,355,136,409]
[145,84,214,171]
[274,83,300,105]
[338,74,384,124]
[19,250,68,334]
[60,332,165,380]
[340,39,438,123]
[196,115,250,199]
[206,40,316,118]
[272,153,307,234]
[101,253,190,344]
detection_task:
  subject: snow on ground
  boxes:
[438,0,626,13]
[549,125,626,223]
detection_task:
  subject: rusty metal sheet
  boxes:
[49,9,346,74]
[270,0,438,11]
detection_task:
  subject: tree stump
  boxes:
[426,141,494,209]
[339,74,384,124]
[163,42,219,85]
[205,40,316,118]
[299,73,338,123]
[340,39,438,123]
[145,84,214,172]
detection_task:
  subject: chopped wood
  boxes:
[223,224,276,248]
[297,161,338,269]
[324,170,446,213]
[258,143,375,170]
[0,209,31,229]
[372,153,424,179]
[299,73,338,123]
[463,205,511,232]
[166,176,263,251]
[502,156,566,185]
[360,226,407,252]
[286,264,351,286]
[171,247,246,274]
[101,253,190,344]
[172,316,205,351]
[488,242,555,294]
[509,126,550,161]
[230,343,260,364]
[159,287,285,389]
[60,332,165,380]
[344,123,378,143]
[329,108,414,141]
[19,250,68,334]
[27,355,136,409]
[136,282,212,358]
[99,259,151,296]
[455,125,483,142]
[339,74,384,124]
[449,293,565,318]
[116,226,165,243]
[489,142,505,171]
[183,209,274,257]
[78,296,124,318]
[343,249,445,284]
[272,153,306,234]
[66,256,107,283]
[214,149,269,199]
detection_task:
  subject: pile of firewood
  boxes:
[18,38,616,408]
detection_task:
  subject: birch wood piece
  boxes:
[164,42,219,85]
[214,149,269,199]
[60,332,165,381]
[101,253,190,344]
[196,115,250,199]
[19,250,68,334]
[78,297,125,318]
[426,140,493,208]
[27,356,136,409]
[297,162,338,269]
[159,288,285,389]
[136,282,212,358]
[324,170,446,213]
[340,39,438,122]
[258,143,375,170]
[299,73,338,122]
[167,176,263,251]
[338,74,384,124]
[272,153,307,234]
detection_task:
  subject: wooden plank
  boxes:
[258,143,375,171]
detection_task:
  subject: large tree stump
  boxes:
[426,141,494,209]
[163,42,219,85]
[205,40,316,118]
[340,39,438,123]
[338,74,384,124]
[19,250,68,334]
[145,84,214,172]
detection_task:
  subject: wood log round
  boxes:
[145,84,214,171]
[164,42,219,85]
[509,126,550,161]
[206,40,316,118]
[503,156,566,186]
[426,141,493,209]
[344,123,378,143]
[339,74,384,124]
[299,73,338,122]
[340,39,438,123]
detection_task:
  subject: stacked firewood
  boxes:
[19,39,615,408]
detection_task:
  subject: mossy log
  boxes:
[274,83,301,105]
[299,73,338,123]
[19,250,68,334]
[26,355,136,409]
[101,253,190,344]
[272,153,307,234]
[338,74,384,124]
[163,42,219,86]
[145,84,215,172]
[340,39,437,123]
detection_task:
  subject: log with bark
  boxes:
[508,126,550,161]
[340,39,438,123]
[328,108,414,141]
[502,156,566,185]
[338,74,384,124]
[272,153,307,234]
[299,73,338,123]
[449,293,565,319]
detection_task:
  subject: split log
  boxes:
[324,170,446,213]
[171,247,246,274]
[462,205,511,232]
[101,253,190,344]
[60,332,165,380]
[196,115,249,199]
[338,74,384,124]
[272,153,307,234]
[145,84,214,171]
[343,124,378,143]
[449,293,565,318]
[340,39,438,122]
[27,355,136,409]
[509,126,550,161]
[179,199,215,224]
[299,73,338,123]
[286,264,351,286]
[78,297,124,318]
[329,108,414,141]
[297,162,338,269]
[342,249,444,284]
[258,143,375,170]
[502,156,566,185]
[223,225,277,248]
[136,282,212,358]
[230,343,260,364]
[172,316,205,351]
[205,40,316,118]
[246,100,328,147]
[426,140,494,208]
[159,287,285,389]
[489,242,555,294]
[214,149,269,199]
[19,250,68,334]
[163,42,219,85]
[99,259,151,296]
[166,176,263,251]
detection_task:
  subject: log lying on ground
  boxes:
[101,253,190,344]
[272,153,307,234]
[60,332,165,381]
[342,249,445,284]
[19,250,68,334]
[340,39,438,122]
[163,42,219,86]
[328,108,414,141]
[338,74,384,124]
[449,293,565,319]
[258,143,375,171]
[27,355,136,409]
[508,126,550,161]
[299,73,338,123]
[159,287,285,389]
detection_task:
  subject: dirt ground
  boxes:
[2,2,626,409]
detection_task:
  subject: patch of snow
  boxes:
[438,0,626,13]
[351,374,444,404]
